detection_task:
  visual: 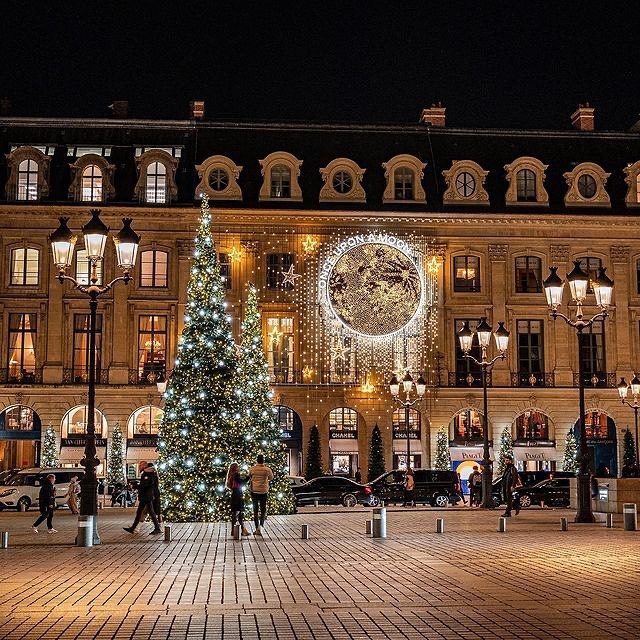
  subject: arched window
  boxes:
[10,247,39,285]
[392,407,421,439]
[394,167,414,200]
[17,159,39,201]
[139,249,168,287]
[516,168,536,201]
[128,406,163,437]
[270,165,291,198]
[515,410,550,441]
[5,146,50,201]
[382,154,426,203]
[61,405,106,437]
[145,161,167,203]
[442,160,490,205]
[329,407,357,437]
[0,405,41,431]
[451,409,483,443]
[563,162,610,207]
[81,164,103,202]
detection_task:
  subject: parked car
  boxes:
[492,470,575,506]
[0,468,85,511]
[288,476,307,487]
[513,478,571,508]
[292,476,379,507]
[0,468,21,487]
[369,469,460,507]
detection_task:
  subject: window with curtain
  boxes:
[129,405,163,436]
[454,319,482,386]
[81,164,103,201]
[392,407,421,439]
[219,252,231,289]
[7,314,37,382]
[62,405,105,436]
[329,407,357,438]
[394,167,415,200]
[453,255,480,292]
[72,314,102,383]
[266,317,294,383]
[10,248,39,285]
[577,256,602,294]
[515,256,542,293]
[139,250,168,287]
[270,164,291,198]
[517,319,544,386]
[516,168,536,201]
[451,409,483,442]
[145,161,167,203]
[266,253,294,289]
[579,319,606,386]
[0,405,40,431]
[17,159,38,201]
[138,315,167,384]
[75,248,103,285]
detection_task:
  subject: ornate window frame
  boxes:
[442,160,489,206]
[382,154,426,203]
[134,149,178,204]
[623,161,640,208]
[195,155,243,201]
[504,156,549,206]
[319,158,366,203]
[5,146,50,200]
[68,154,115,202]
[563,162,610,208]
[259,152,303,202]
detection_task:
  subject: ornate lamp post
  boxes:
[388,372,426,471]
[50,210,140,544]
[617,374,640,470]
[543,260,614,523]
[458,317,510,508]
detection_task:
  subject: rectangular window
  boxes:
[140,250,168,287]
[392,408,421,440]
[453,409,483,442]
[636,259,640,295]
[7,314,37,383]
[145,162,167,204]
[219,252,231,290]
[75,249,103,285]
[10,248,39,285]
[266,317,294,383]
[394,168,414,200]
[577,256,602,294]
[266,253,293,289]
[454,319,482,386]
[517,320,544,386]
[453,255,480,292]
[17,160,38,201]
[72,314,102,383]
[515,256,542,293]
[516,410,549,440]
[138,315,167,384]
[579,320,605,386]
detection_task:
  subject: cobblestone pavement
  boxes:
[0,505,638,639]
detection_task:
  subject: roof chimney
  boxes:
[189,100,205,119]
[571,103,594,131]
[109,100,129,119]
[0,97,11,116]
[420,103,446,127]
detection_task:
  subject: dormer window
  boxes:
[146,162,166,202]
[320,158,366,203]
[382,154,426,204]
[209,168,228,191]
[578,174,596,199]
[259,152,303,202]
[623,161,640,208]
[456,172,476,197]
[82,164,102,201]
[442,160,489,206]
[504,157,549,207]
[134,149,178,204]
[5,146,50,201]
[271,165,291,198]
[68,154,115,203]
[18,160,38,201]
[395,167,414,199]
[195,155,242,201]
[563,162,610,208]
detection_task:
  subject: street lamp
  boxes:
[543,260,613,523]
[388,371,426,471]
[458,317,510,508]
[50,210,140,545]
[618,374,640,471]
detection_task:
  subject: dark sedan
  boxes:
[291,476,379,507]
[513,478,571,508]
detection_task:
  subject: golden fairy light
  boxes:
[302,234,319,255]
[228,245,243,263]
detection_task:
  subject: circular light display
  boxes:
[326,241,423,336]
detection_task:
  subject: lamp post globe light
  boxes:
[543,260,614,523]
[618,374,640,471]
[49,210,140,545]
[388,371,427,472]
[457,318,510,509]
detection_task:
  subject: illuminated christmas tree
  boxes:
[496,426,514,477]
[157,196,240,521]
[433,425,451,470]
[41,424,59,468]
[562,429,578,473]
[235,283,295,515]
[107,423,125,484]
[622,429,636,469]
[368,424,386,481]
[305,424,323,480]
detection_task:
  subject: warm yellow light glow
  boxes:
[427,255,441,275]
[229,246,243,263]
[302,234,319,255]
[269,326,283,344]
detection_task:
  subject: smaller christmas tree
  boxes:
[368,424,386,481]
[562,429,578,473]
[305,424,323,480]
[496,426,514,477]
[433,425,451,470]
[623,429,636,469]
[107,423,125,484]
[41,424,59,468]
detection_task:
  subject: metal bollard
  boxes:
[301,524,310,539]
[372,507,387,539]
[436,518,445,533]
[560,517,568,531]
[623,503,637,531]
[77,515,94,548]
[498,517,507,533]
[164,524,172,542]
[232,524,240,540]
[314,499,319,508]
[606,513,614,528]
[0,532,8,549]
[365,520,372,535]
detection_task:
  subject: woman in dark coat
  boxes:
[226,463,249,537]
[32,474,57,534]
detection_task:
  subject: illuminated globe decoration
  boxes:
[320,234,424,337]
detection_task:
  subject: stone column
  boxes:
[488,244,509,387]
[549,245,573,386]
[176,239,194,341]
[610,246,631,374]
[42,282,64,384]
[108,285,130,384]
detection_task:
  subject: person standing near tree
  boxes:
[468,466,482,507]
[403,468,415,507]
[32,474,57,534]
[226,462,249,537]
[123,463,161,535]
[248,454,273,537]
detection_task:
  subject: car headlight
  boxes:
[0,489,17,498]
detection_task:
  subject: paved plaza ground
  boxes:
[0,505,638,639]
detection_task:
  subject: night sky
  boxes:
[3,2,640,130]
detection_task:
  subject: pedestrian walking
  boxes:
[248,454,273,537]
[454,473,467,505]
[354,467,362,483]
[468,465,482,506]
[226,462,249,537]
[65,475,80,515]
[501,456,521,517]
[32,474,57,534]
[403,468,415,507]
[123,463,161,535]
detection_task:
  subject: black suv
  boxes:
[369,469,459,507]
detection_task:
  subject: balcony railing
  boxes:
[573,372,616,388]
[0,368,43,385]
[63,368,109,384]
[511,371,555,388]
[448,370,492,387]
[129,368,167,385]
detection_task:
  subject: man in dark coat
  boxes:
[501,456,521,517]
[123,463,161,535]
[32,474,57,534]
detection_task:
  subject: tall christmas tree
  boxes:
[368,424,386,481]
[433,425,451,470]
[305,424,323,480]
[41,424,59,468]
[107,423,125,484]
[496,426,514,477]
[622,429,636,469]
[562,429,578,473]
[235,283,295,515]
[157,196,240,521]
